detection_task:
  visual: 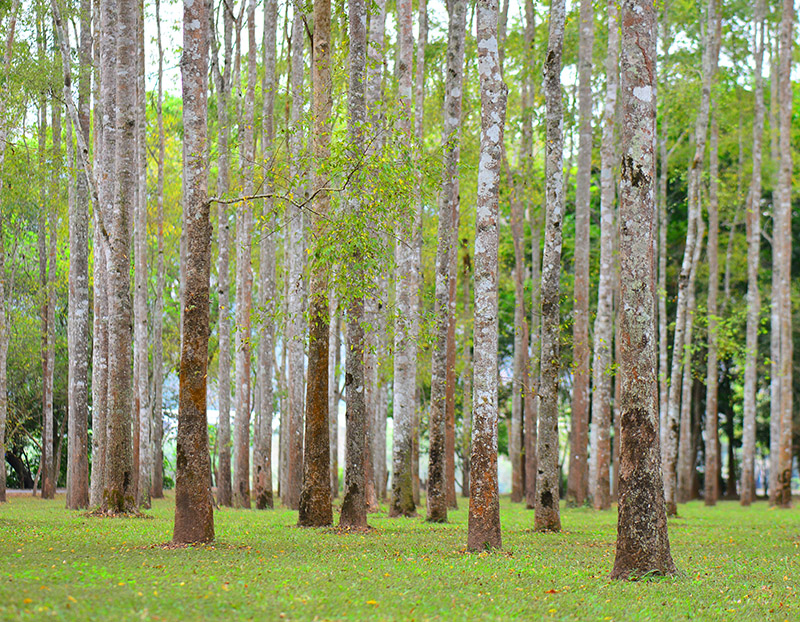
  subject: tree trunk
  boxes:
[151,0,166,500]
[103,0,136,513]
[741,0,765,507]
[775,0,793,509]
[664,0,717,516]
[284,7,306,510]
[173,0,214,543]
[589,0,617,512]
[329,298,340,497]
[460,246,472,498]
[389,0,417,519]
[427,0,466,523]
[535,0,565,534]
[254,0,278,511]
[467,0,506,552]
[611,0,676,579]
[339,0,368,530]
[566,0,593,509]
[657,19,670,471]
[297,0,333,528]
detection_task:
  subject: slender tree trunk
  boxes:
[173,0,214,543]
[535,0,565,534]
[254,0,278,511]
[775,0,793,509]
[339,0,368,530]
[704,13,723,505]
[329,296,340,497]
[664,0,717,516]
[611,0,676,579]
[460,246,472,497]
[285,7,306,510]
[297,0,333,527]
[467,0,506,552]
[389,0,418,519]
[103,0,136,513]
[741,0,765,507]
[134,0,150,509]
[566,0,594,509]
[232,0,256,510]
[588,0,618,512]
[150,0,166,500]
[427,0,466,523]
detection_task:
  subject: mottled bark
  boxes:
[151,0,166,500]
[740,0,765,507]
[535,0,565,534]
[775,0,793,509]
[339,0,368,530]
[103,0,136,513]
[173,0,214,543]
[297,0,333,527]
[467,0,506,552]
[611,0,676,580]
[329,298,340,497]
[589,0,617,512]
[284,7,306,510]
[389,0,417,519]
[460,249,472,497]
[254,0,278,511]
[566,0,593,509]
[664,0,717,516]
[428,0,465,523]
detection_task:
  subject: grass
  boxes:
[0,492,798,621]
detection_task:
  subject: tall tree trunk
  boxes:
[134,0,150,509]
[103,0,136,513]
[254,0,278,511]
[460,245,472,497]
[664,0,717,516]
[589,0,617,512]
[566,0,593,509]
[36,17,48,501]
[285,7,306,510]
[151,0,166,500]
[233,0,257,510]
[741,0,766,507]
[467,0,506,552]
[339,0,368,530]
[611,0,676,579]
[427,0,466,523]
[173,0,214,543]
[297,0,333,527]
[389,0,418,519]
[775,0,793,509]
[329,298,340,497]
[704,12,722,505]
[535,0,565,534]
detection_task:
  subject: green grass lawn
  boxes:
[0,492,798,621]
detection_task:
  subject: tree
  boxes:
[427,0,466,524]
[589,0,618,512]
[740,0,765,507]
[339,0,368,531]
[535,0,565,534]
[467,0,506,552]
[173,0,214,544]
[566,0,593,509]
[297,0,333,528]
[610,0,675,579]
[389,0,417,519]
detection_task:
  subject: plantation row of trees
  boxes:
[0,0,796,577]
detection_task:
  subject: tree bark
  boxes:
[740,0,765,507]
[297,0,333,528]
[284,6,306,510]
[566,0,594,509]
[467,0,506,552]
[460,246,472,497]
[173,0,214,543]
[589,0,617,512]
[535,0,565,534]
[611,0,676,579]
[427,0,466,523]
[389,0,417,519]
[329,297,340,497]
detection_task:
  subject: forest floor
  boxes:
[0,492,798,621]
